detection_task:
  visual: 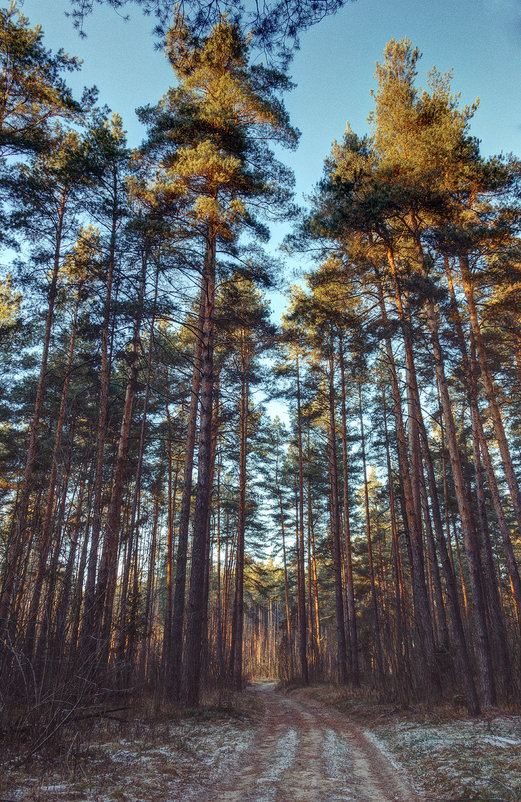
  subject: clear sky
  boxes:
[18,0,521,282]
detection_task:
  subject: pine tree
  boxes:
[139,13,297,706]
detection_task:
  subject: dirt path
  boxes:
[186,681,421,802]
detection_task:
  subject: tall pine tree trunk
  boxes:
[444,259,521,632]
[95,254,146,676]
[378,257,440,698]
[24,283,82,662]
[339,334,359,686]
[169,286,205,700]
[182,236,216,707]
[358,380,385,685]
[327,337,348,683]
[0,195,67,632]
[295,353,309,684]
[408,218,495,707]
[79,176,119,662]
[459,255,521,539]
[230,335,248,689]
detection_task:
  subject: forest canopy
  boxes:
[0,2,521,744]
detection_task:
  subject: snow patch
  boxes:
[362,729,404,775]
[40,786,69,792]
[322,729,356,802]
[247,727,298,802]
[323,728,352,780]
[372,714,521,801]
[483,734,521,748]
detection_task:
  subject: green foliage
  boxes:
[0,2,93,158]
[0,272,21,337]
[138,13,298,259]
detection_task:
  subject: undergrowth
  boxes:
[2,686,261,802]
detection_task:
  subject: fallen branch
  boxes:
[69,705,132,722]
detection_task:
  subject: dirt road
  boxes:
[188,681,421,802]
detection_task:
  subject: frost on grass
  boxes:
[323,728,353,782]
[369,715,521,801]
[3,714,255,802]
[232,727,297,802]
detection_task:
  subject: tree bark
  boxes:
[169,286,205,700]
[327,337,348,684]
[182,236,216,707]
[295,352,309,684]
[338,334,359,686]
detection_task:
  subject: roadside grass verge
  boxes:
[296,684,521,802]
[1,687,262,802]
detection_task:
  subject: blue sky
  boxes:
[19,0,521,285]
[23,0,521,159]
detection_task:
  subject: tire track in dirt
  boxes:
[294,693,416,802]
[188,681,422,802]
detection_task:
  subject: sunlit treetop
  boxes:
[304,38,499,255]
[0,2,95,159]
[135,15,298,251]
[0,272,21,339]
[162,14,299,148]
[369,38,479,189]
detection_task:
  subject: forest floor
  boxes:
[299,685,521,801]
[2,681,521,801]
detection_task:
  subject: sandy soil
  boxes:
[184,681,421,802]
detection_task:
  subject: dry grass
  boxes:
[1,688,263,802]
[296,684,521,802]
[7,682,520,802]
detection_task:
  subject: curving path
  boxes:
[189,681,421,802]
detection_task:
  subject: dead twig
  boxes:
[69,705,132,722]
[491,776,515,793]
[65,729,79,771]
